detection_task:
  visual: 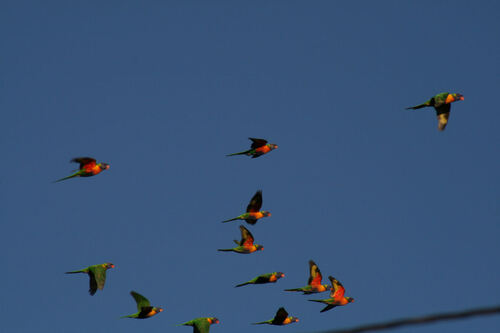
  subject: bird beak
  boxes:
[215,320,220,324]
[459,96,464,100]
[111,264,115,268]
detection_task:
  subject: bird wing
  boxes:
[249,138,268,149]
[435,104,451,131]
[71,157,96,170]
[239,225,255,247]
[308,260,323,286]
[89,265,108,292]
[274,307,289,324]
[329,276,345,300]
[193,319,211,333]
[246,190,263,212]
[130,291,151,310]
[88,271,98,295]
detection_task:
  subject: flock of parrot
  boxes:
[59,92,463,332]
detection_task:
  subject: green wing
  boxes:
[89,265,107,292]
[435,104,451,131]
[246,190,263,212]
[193,319,211,333]
[130,291,151,310]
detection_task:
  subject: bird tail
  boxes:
[65,269,86,274]
[308,299,325,304]
[120,314,136,319]
[406,101,431,110]
[235,281,251,288]
[252,321,270,325]
[284,288,303,292]
[53,172,79,183]
[226,149,251,157]
[217,248,234,252]
[222,217,239,223]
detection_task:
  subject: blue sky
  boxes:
[1,1,499,333]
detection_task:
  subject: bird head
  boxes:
[446,93,464,103]
[104,263,115,269]
[155,307,164,313]
[347,297,355,303]
[261,211,271,217]
[256,244,264,251]
[99,163,110,170]
[208,317,220,324]
[276,272,285,279]
[289,316,299,323]
[269,143,278,150]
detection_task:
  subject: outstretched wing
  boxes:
[274,307,289,324]
[308,260,323,286]
[249,138,268,149]
[239,225,255,247]
[193,319,211,333]
[246,190,263,212]
[71,157,96,169]
[130,291,151,310]
[435,104,451,131]
[88,272,98,295]
[329,276,345,300]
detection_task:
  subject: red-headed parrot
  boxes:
[222,190,271,225]
[218,225,263,254]
[177,317,219,333]
[226,138,278,158]
[309,276,354,312]
[252,307,298,325]
[406,92,464,131]
[235,272,285,288]
[121,291,163,319]
[65,262,114,296]
[284,260,329,294]
[55,157,110,182]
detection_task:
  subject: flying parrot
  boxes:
[309,275,354,313]
[226,138,278,158]
[406,92,464,131]
[235,272,285,288]
[284,260,329,294]
[65,262,114,296]
[222,190,271,225]
[55,157,110,182]
[177,317,220,333]
[252,307,299,325]
[120,291,163,319]
[217,225,263,254]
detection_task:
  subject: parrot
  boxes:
[252,307,298,325]
[406,92,464,131]
[217,225,263,254]
[284,260,329,294]
[65,262,114,295]
[309,275,354,313]
[226,138,277,158]
[177,317,219,333]
[222,190,271,225]
[235,272,285,288]
[55,157,110,182]
[120,291,163,319]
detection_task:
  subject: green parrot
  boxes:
[252,307,299,325]
[235,272,285,288]
[222,190,271,225]
[406,92,464,131]
[284,260,329,294]
[226,138,278,158]
[217,225,264,254]
[65,262,114,295]
[54,157,110,182]
[121,291,163,319]
[309,276,354,313]
[177,317,219,333]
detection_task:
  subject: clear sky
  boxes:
[1,1,499,333]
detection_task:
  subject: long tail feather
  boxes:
[252,321,270,325]
[226,149,251,157]
[406,102,431,110]
[65,270,86,274]
[53,172,80,183]
[222,217,239,223]
[284,288,303,292]
[235,281,250,288]
[217,248,234,252]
